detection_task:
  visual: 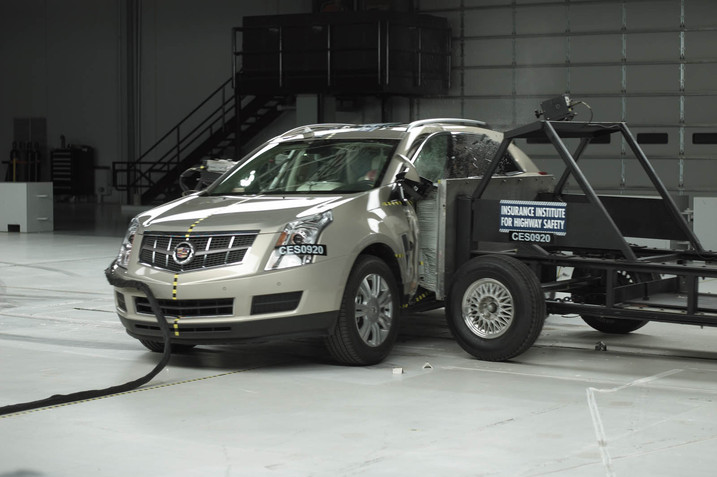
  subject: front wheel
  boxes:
[325,256,400,365]
[446,255,546,361]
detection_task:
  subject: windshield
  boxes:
[208,138,399,195]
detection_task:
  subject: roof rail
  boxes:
[279,123,356,138]
[406,118,489,130]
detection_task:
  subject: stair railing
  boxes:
[114,77,236,204]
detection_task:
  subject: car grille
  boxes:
[139,231,257,272]
[135,297,234,317]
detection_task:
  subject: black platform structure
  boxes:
[114,11,451,205]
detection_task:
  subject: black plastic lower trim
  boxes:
[251,291,303,315]
[119,311,339,345]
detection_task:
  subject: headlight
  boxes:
[265,211,333,270]
[116,217,139,269]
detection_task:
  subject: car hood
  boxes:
[137,194,352,234]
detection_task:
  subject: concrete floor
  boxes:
[2,204,717,476]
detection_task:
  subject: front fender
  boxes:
[317,187,419,298]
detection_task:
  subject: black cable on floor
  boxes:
[0,261,172,417]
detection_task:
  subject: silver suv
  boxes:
[108,119,544,365]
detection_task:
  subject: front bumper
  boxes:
[107,257,348,344]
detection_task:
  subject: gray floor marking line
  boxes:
[586,369,683,477]
[0,310,124,326]
[587,387,616,477]
[443,365,627,388]
[0,285,110,296]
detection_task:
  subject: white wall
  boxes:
[414,0,717,198]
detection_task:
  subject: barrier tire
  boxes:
[446,255,545,361]
[573,269,650,334]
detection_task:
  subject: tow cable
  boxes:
[0,260,172,417]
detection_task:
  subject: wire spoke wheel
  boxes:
[446,255,545,362]
[462,278,514,339]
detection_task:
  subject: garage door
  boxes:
[413,0,717,196]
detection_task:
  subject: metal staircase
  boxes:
[113,78,286,205]
[114,11,451,206]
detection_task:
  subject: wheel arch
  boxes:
[325,252,402,365]
[357,242,406,304]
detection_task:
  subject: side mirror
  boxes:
[394,154,431,201]
[394,154,421,183]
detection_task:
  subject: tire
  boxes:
[572,269,650,334]
[446,255,546,362]
[325,255,400,366]
[139,339,196,353]
[581,315,647,334]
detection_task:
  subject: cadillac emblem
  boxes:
[173,241,195,265]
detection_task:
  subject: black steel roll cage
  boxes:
[460,120,717,327]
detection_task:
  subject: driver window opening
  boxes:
[411,132,520,183]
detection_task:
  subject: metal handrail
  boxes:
[133,77,233,164]
[137,100,233,176]
[123,77,236,202]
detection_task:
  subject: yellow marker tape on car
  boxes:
[172,274,179,300]
[172,217,207,337]
[185,217,206,238]
[414,291,430,302]
[172,275,180,336]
